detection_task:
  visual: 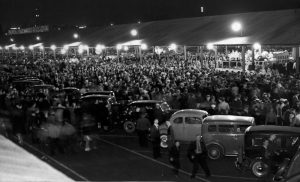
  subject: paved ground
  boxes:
[17,130,265,182]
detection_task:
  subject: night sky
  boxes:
[0,0,300,31]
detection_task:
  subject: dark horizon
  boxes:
[0,0,300,31]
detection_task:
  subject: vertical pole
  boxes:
[53,49,56,60]
[184,45,187,60]
[139,46,142,63]
[215,46,218,68]
[87,48,89,56]
[252,48,255,71]
[33,49,35,59]
[16,50,18,58]
[295,46,300,73]
[242,45,246,72]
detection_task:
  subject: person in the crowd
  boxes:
[187,135,211,178]
[217,97,230,115]
[136,112,151,147]
[150,119,161,159]
[265,107,278,125]
[169,140,181,176]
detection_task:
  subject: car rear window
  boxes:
[173,117,183,124]
[218,125,234,133]
[185,117,202,124]
[208,125,217,132]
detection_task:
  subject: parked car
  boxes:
[78,95,115,131]
[122,100,175,133]
[235,126,300,178]
[202,115,255,160]
[12,79,44,91]
[61,87,81,104]
[81,91,116,103]
[169,109,208,142]
[274,147,300,182]
[25,84,55,97]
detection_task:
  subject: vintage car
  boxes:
[235,126,300,178]
[78,95,115,131]
[81,91,116,103]
[122,100,175,133]
[169,109,208,142]
[273,147,300,182]
[61,87,81,103]
[25,84,55,97]
[12,79,44,91]
[202,115,255,160]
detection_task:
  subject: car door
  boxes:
[170,117,184,141]
[184,117,202,141]
[218,124,237,155]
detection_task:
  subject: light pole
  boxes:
[231,21,245,72]
[51,45,56,59]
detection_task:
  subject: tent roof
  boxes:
[1,9,300,47]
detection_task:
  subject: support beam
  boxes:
[294,46,300,73]
[215,46,218,68]
[252,48,255,71]
[184,46,187,60]
[242,46,246,72]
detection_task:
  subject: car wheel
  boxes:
[251,159,269,178]
[207,144,223,160]
[123,121,135,133]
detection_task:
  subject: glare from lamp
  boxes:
[231,21,242,32]
[73,33,79,39]
[20,45,25,50]
[130,29,138,36]
[124,46,129,51]
[29,45,34,50]
[253,42,261,50]
[61,49,67,54]
[207,43,214,50]
[36,36,40,41]
[169,43,177,50]
[50,45,56,51]
[116,44,122,50]
[141,43,148,50]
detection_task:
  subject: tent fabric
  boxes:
[1,9,300,47]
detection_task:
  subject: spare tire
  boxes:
[123,121,135,133]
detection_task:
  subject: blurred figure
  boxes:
[136,112,151,147]
[169,140,181,176]
[187,135,211,178]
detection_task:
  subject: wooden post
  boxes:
[294,46,300,73]
[242,45,246,72]
[184,45,187,60]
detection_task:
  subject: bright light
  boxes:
[231,21,242,32]
[141,43,148,50]
[12,46,18,50]
[5,46,9,50]
[169,43,177,50]
[36,36,40,41]
[137,21,141,24]
[116,44,122,50]
[29,45,34,50]
[130,29,138,36]
[39,45,44,50]
[155,47,164,54]
[96,44,105,51]
[10,38,14,42]
[124,46,129,51]
[83,45,89,50]
[78,47,84,54]
[0,46,2,50]
[50,45,56,50]
[73,33,79,39]
[19,45,25,50]
[63,45,69,50]
[207,43,214,50]
[61,49,67,54]
[253,42,261,50]
[110,23,114,26]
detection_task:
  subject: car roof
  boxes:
[246,125,300,134]
[13,79,43,83]
[80,94,110,100]
[203,115,255,124]
[62,87,79,91]
[82,91,114,96]
[31,84,55,89]
[172,109,208,117]
[130,100,164,104]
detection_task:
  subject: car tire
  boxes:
[207,144,223,160]
[123,121,135,133]
[251,159,269,178]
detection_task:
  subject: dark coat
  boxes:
[187,140,207,162]
[150,125,160,142]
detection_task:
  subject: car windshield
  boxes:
[161,102,171,111]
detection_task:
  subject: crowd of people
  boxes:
[1,52,300,153]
